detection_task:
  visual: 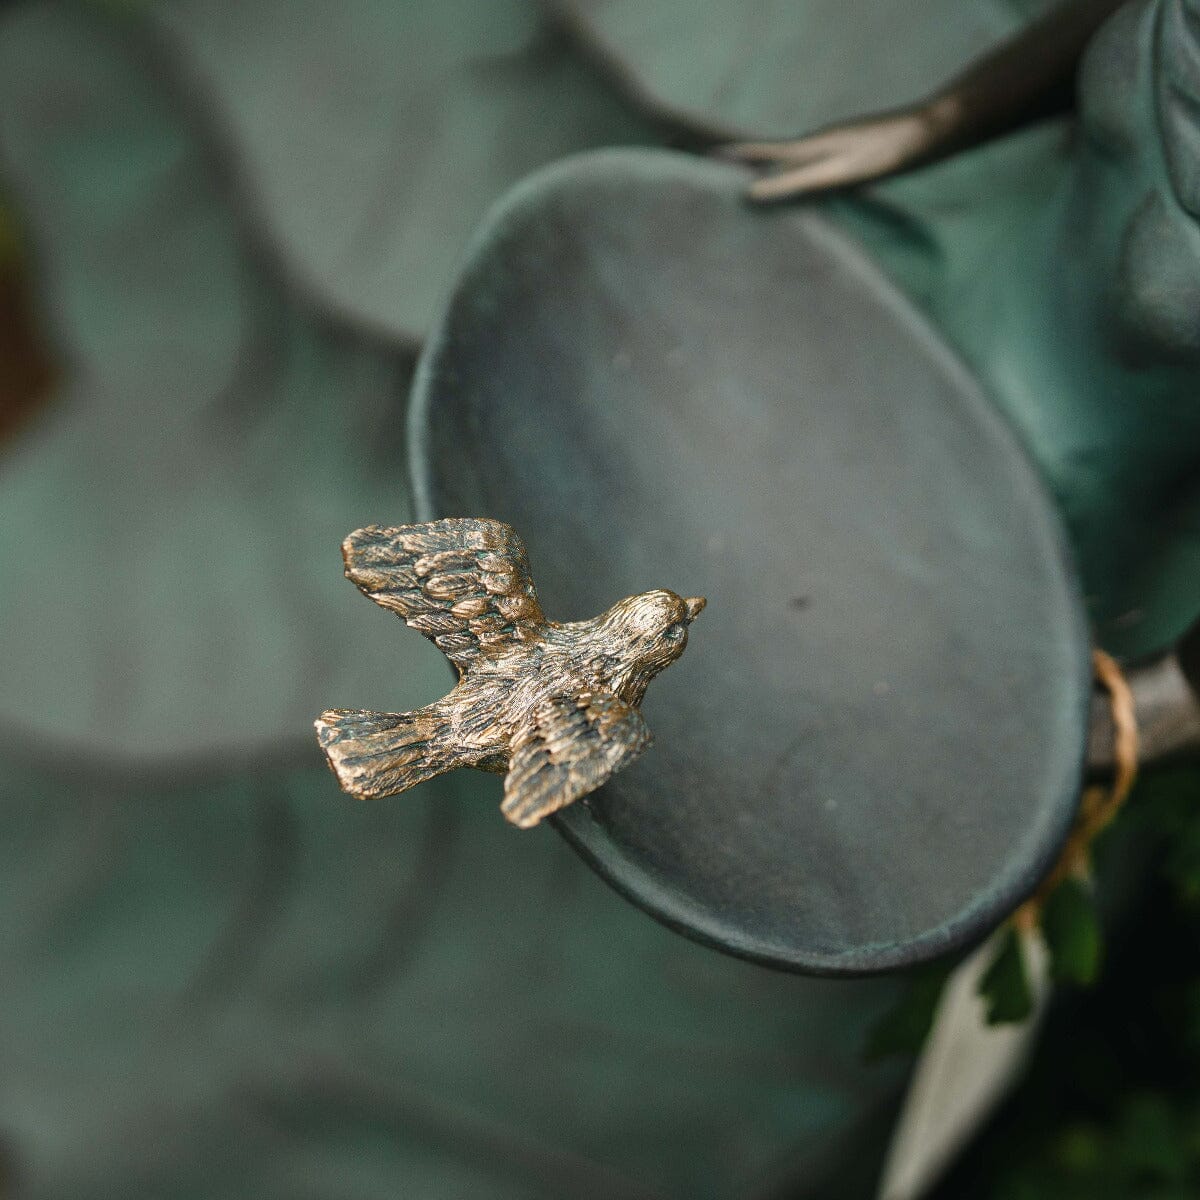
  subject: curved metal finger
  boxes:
[746,157,861,201]
[721,138,819,165]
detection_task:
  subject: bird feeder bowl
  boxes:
[409,149,1091,975]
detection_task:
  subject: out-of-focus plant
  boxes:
[928,767,1200,1199]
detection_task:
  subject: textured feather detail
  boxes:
[315,708,460,800]
[501,692,651,829]
[341,518,546,674]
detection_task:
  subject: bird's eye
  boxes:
[665,624,685,642]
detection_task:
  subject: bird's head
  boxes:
[596,589,706,702]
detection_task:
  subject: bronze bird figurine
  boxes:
[315,518,705,828]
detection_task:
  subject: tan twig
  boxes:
[1013,649,1138,931]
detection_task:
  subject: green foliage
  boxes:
[1163,815,1200,912]
[876,831,1105,1054]
[979,926,1034,1025]
[931,768,1200,1200]
[1042,878,1103,986]
[990,1093,1200,1200]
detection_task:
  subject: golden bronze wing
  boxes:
[341,518,546,674]
[501,691,652,829]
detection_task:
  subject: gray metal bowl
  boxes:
[410,149,1090,974]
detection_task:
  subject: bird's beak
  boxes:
[684,596,707,624]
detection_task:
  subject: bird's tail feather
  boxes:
[315,708,457,800]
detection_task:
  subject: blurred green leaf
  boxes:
[1163,816,1200,911]
[0,750,912,1198]
[979,927,1033,1025]
[929,770,1200,1200]
[1051,1122,1104,1175]
[1042,878,1103,986]
[1115,1093,1189,1184]
[0,2,450,765]
[147,0,662,340]
[548,0,1055,140]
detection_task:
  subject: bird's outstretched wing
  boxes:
[502,692,651,829]
[342,518,546,674]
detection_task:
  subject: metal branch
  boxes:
[1087,651,1200,774]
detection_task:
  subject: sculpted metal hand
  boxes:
[725,0,1125,201]
[316,518,705,828]
[728,108,952,202]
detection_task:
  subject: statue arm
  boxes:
[725,0,1128,201]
